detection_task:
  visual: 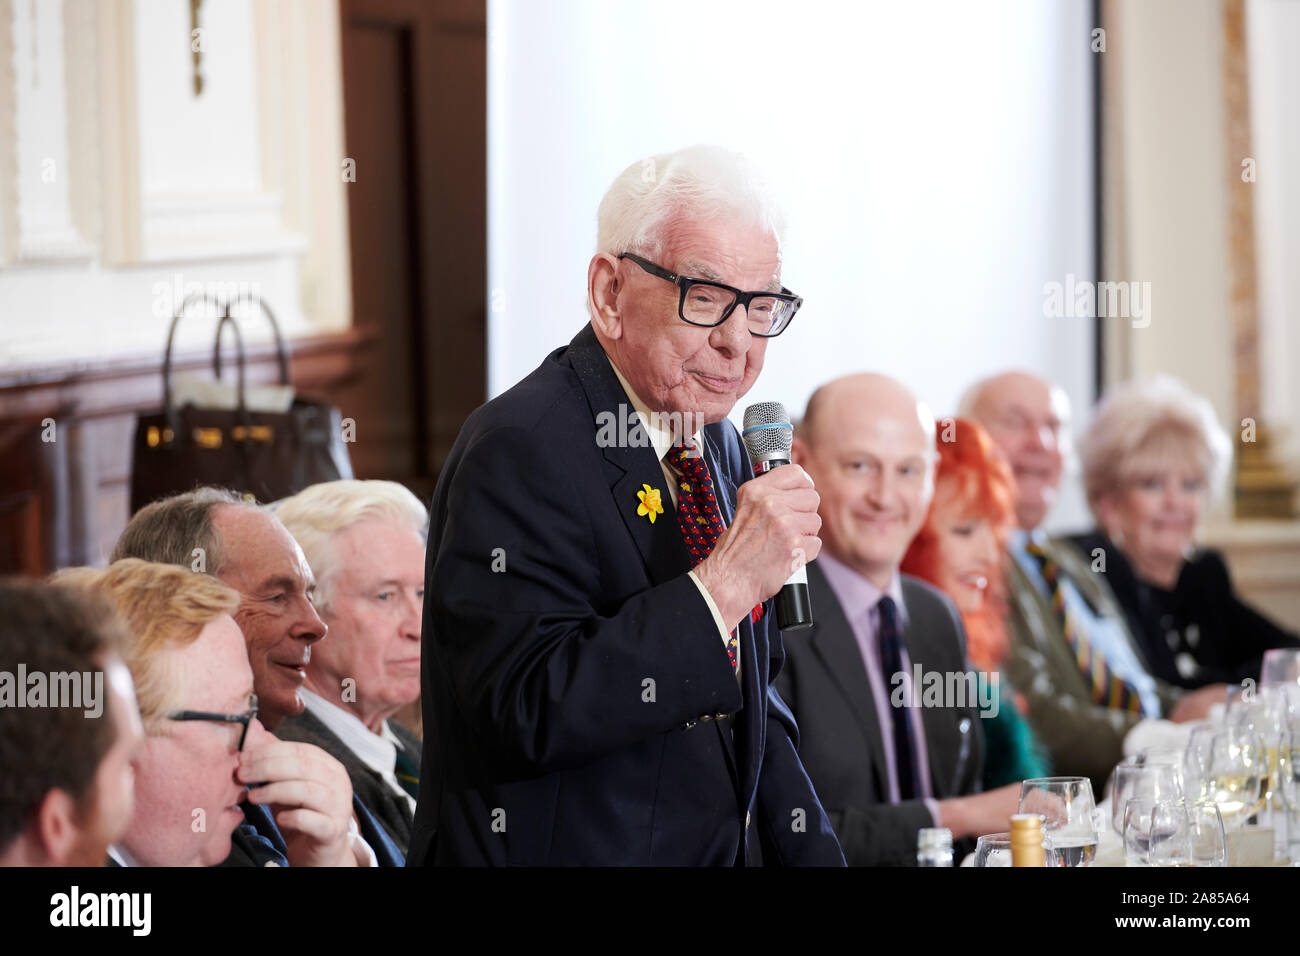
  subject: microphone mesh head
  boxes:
[742,401,793,463]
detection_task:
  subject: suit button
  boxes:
[746,812,752,828]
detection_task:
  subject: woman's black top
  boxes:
[1068,531,1300,690]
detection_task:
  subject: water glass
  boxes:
[1019,776,1100,867]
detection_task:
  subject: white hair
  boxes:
[271,480,428,614]
[595,145,786,261]
[1079,375,1233,519]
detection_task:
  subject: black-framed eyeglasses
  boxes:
[166,694,258,752]
[618,253,803,337]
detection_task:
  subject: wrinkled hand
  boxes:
[693,464,821,629]
[240,738,358,867]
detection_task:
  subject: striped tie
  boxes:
[1023,538,1142,714]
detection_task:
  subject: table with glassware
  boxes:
[964,649,1300,867]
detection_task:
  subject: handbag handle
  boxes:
[217,295,291,387]
[211,312,250,416]
[163,291,229,417]
[162,292,255,438]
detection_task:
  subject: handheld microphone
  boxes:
[742,402,814,631]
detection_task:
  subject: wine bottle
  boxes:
[1010,813,1046,867]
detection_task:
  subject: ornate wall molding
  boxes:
[9,0,93,263]
[0,0,16,267]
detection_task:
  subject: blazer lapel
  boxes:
[567,329,742,793]
[807,561,889,797]
[565,325,692,587]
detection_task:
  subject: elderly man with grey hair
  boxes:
[1068,376,1298,689]
[271,480,427,854]
[410,145,844,866]
[961,371,1217,793]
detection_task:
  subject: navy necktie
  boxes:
[394,746,420,801]
[877,595,921,801]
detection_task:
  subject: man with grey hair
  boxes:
[113,488,406,866]
[411,145,844,865]
[962,371,1216,791]
[272,480,426,854]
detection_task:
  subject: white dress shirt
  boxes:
[301,688,417,814]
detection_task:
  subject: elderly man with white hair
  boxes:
[962,371,1217,793]
[1069,376,1299,689]
[409,145,844,866]
[272,480,428,855]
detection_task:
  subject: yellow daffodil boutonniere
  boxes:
[636,484,664,524]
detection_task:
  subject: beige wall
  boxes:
[1103,0,1300,629]
[0,0,352,365]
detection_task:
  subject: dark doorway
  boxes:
[339,0,487,501]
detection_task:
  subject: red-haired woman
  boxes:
[901,418,1050,788]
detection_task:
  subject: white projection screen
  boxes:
[488,0,1096,531]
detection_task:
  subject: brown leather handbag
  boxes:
[129,294,354,514]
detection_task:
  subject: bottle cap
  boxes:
[918,827,953,850]
[1010,813,1044,833]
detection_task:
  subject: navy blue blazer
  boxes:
[407,324,844,866]
[220,797,404,867]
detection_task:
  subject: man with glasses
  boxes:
[410,145,844,866]
[53,560,267,865]
[112,497,404,865]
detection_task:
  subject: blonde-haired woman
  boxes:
[1070,376,1298,689]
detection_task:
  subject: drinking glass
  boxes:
[1019,776,1100,866]
[1281,718,1300,863]
[1184,722,1220,802]
[1149,799,1192,867]
[1260,649,1300,688]
[1187,801,1227,867]
[973,832,1013,867]
[1138,749,1187,796]
[1206,727,1267,829]
[1122,797,1156,866]
[1111,763,1181,835]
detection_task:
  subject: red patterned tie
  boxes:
[671,440,762,673]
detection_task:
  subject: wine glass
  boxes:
[1111,763,1181,835]
[1184,722,1220,802]
[1122,797,1156,866]
[1138,749,1186,795]
[1206,727,1267,829]
[973,832,1013,867]
[1229,688,1287,805]
[1149,799,1192,867]
[1260,649,1300,688]
[1187,801,1227,867]
[1019,776,1100,866]
[1281,717,1300,863]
